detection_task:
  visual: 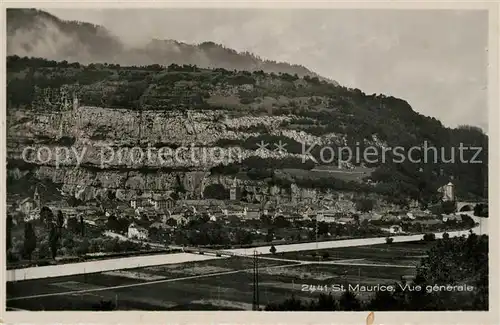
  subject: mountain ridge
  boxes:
[7,8,339,85]
[6,56,488,207]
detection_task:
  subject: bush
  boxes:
[322,252,330,260]
[37,240,51,259]
[91,299,116,311]
[385,237,394,244]
[239,97,255,105]
[76,238,90,255]
[460,215,476,228]
[270,245,277,254]
[442,201,457,214]
[356,199,374,212]
[227,74,256,85]
[203,183,229,200]
[7,251,20,263]
[423,233,436,241]
[474,203,488,217]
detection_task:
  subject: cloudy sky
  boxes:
[46,8,489,131]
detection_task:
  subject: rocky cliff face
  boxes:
[7,106,343,202]
[7,56,488,206]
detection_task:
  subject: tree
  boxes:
[356,198,374,212]
[442,201,457,214]
[7,214,13,251]
[260,214,273,226]
[273,215,290,228]
[322,251,330,260]
[76,238,90,255]
[315,293,337,311]
[386,237,394,244]
[442,232,450,240]
[67,196,83,207]
[461,215,476,228]
[414,222,423,233]
[106,215,120,232]
[203,184,229,200]
[116,217,131,234]
[474,203,488,217]
[338,290,361,311]
[37,240,51,260]
[23,221,37,260]
[80,215,85,236]
[423,233,436,241]
[266,229,274,242]
[307,230,316,240]
[56,210,64,232]
[166,218,177,227]
[367,288,401,310]
[235,229,253,245]
[67,216,80,234]
[270,244,277,254]
[317,222,329,236]
[91,299,116,311]
[148,227,159,242]
[49,224,60,259]
[40,206,54,228]
[413,233,488,310]
[200,214,210,223]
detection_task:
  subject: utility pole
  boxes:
[316,198,322,255]
[316,212,323,263]
[315,214,318,252]
[253,249,256,310]
[256,251,259,310]
[252,249,260,311]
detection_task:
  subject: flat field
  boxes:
[268,240,434,265]
[7,242,431,311]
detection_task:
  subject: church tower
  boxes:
[33,186,41,210]
[72,92,79,111]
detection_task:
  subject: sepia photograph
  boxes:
[2,3,496,321]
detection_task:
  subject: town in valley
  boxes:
[5,8,490,312]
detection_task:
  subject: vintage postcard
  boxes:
[1,1,499,324]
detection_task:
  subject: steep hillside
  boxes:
[6,9,337,85]
[6,56,488,207]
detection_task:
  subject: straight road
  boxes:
[7,220,485,282]
[224,225,484,256]
[7,252,222,282]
